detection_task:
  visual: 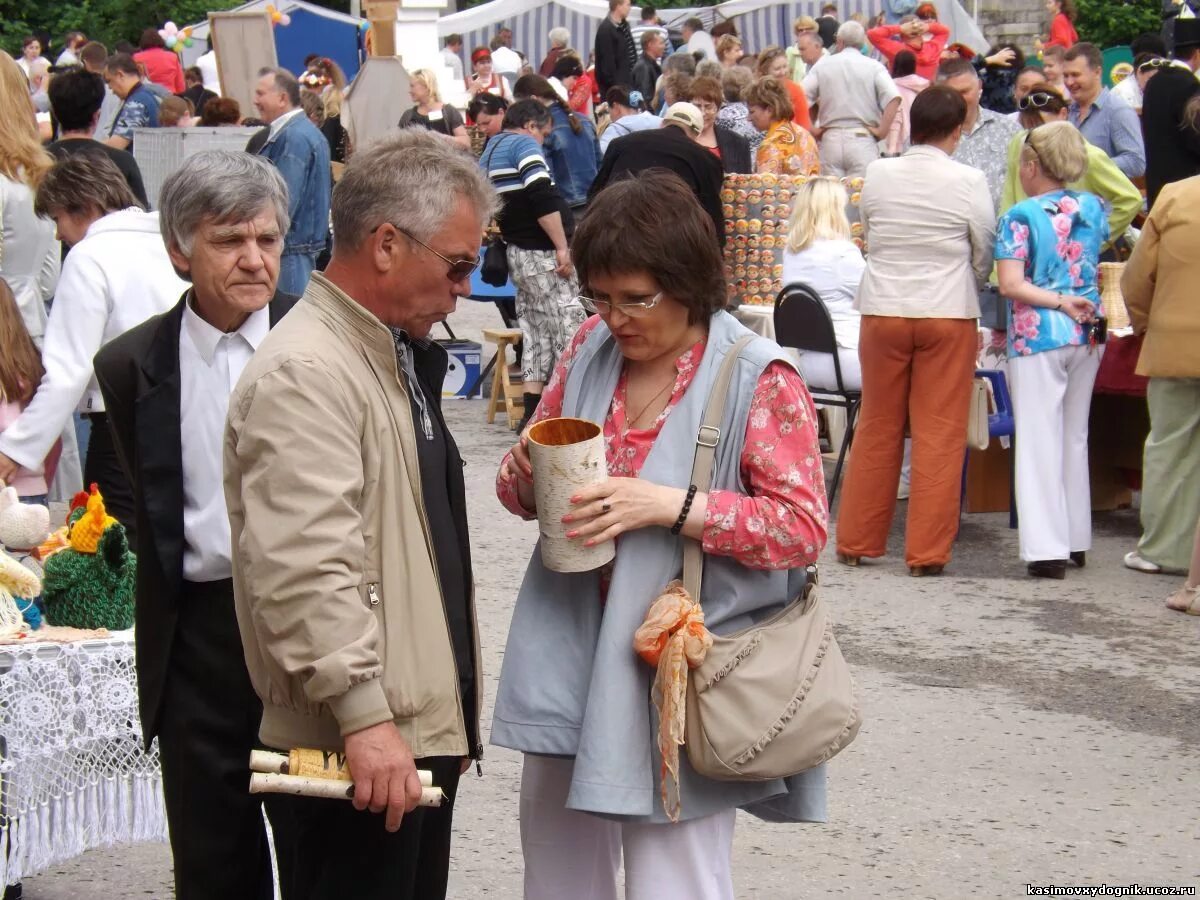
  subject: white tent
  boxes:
[438,0,987,74]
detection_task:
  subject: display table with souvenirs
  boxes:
[0,486,163,886]
[715,173,1147,514]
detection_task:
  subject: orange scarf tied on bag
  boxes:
[632,580,713,822]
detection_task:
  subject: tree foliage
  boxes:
[0,0,242,57]
[1075,0,1162,48]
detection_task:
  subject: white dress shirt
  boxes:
[268,107,305,141]
[179,299,269,582]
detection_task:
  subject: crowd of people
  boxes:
[0,2,1198,898]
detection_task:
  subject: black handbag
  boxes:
[480,236,509,287]
[978,285,1007,332]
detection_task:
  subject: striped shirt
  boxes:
[480,131,572,250]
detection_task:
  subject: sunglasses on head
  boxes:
[1017,91,1060,111]
[1137,57,1171,73]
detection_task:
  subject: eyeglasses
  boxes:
[1017,91,1060,111]
[1022,129,1044,167]
[1137,57,1171,73]
[577,291,664,317]
[373,223,480,282]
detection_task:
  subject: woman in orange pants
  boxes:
[835,85,996,575]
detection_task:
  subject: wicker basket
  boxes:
[1098,262,1130,330]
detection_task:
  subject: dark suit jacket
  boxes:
[93,290,297,746]
[589,125,726,244]
[1142,65,1200,209]
[594,16,637,94]
[715,123,753,175]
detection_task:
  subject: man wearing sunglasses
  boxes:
[225,129,497,899]
[1142,18,1200,207]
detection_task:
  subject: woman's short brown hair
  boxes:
[35,153,139,219]
[574,172,726,326]
[744,77,793,123]
[199,96,242,126]
[716,34,742,59]
[909,83,966,145]
[687,76,724,109]
[755,45,786,77]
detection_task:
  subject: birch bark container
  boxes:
[527,417,615,573]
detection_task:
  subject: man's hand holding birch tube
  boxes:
[344,721,425,831]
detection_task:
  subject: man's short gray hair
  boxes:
[159,151,290,258]
[837,21,865,48]
[257,66,301,107]
[548,27,570,48]
[331,129,498,253]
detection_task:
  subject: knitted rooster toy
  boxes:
[42,485,136,630]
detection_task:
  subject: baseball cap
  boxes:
[662,102,704,136]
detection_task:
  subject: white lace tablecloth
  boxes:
[0,631,166,885]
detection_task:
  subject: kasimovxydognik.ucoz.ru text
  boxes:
[1025,885,1196,897]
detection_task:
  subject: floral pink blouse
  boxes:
[496,316,828,570]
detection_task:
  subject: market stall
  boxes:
[0,632,164,887]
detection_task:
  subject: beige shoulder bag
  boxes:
[681,337,862,782]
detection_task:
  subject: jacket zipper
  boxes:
[367,584,380,607]
[391,360,476,761]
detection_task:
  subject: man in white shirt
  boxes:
[682,17,716,61]
[442,33,465,82]
[490,29,523,84]
[196,39,223,95]
[93,151,296,900]
[802,20,902,178]
[54,31,87,68]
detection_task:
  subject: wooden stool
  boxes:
[483,328,524,430]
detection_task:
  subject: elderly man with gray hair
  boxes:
[93,150,296,900]
[802,20,902,177]
[225,128,496,900]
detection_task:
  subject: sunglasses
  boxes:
[373,223,481,282]
[1017,91,1061,111]
[1137,57,1171,73]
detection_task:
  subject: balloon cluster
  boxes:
[158,21,195,51]
[266,4,293,27]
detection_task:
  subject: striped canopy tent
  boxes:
[438,0,987,76]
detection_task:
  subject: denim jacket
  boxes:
[258,113,332,256]
[543,105,601,208]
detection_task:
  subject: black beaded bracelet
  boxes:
[671,485,699,535]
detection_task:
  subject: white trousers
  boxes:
[1009,344,1102,561]
[818,129,880,179]
[519,755,736,900]
[796,348,863,392]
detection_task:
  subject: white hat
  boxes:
[662,102,704,136]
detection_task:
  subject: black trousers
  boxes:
[83,413,137,544]
[266,755,464,900]
[157,579,274,900]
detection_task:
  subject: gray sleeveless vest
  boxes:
[492,310,827,824]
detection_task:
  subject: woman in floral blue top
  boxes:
[995,121,1108,580]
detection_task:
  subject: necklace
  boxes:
[625,374,676,430]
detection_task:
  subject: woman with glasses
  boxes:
[996,121,1107,579]
[1000,83,1142,246]
[493,169,827,900]
[686,76,752,173]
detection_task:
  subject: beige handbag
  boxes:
[967,377,990,452]
[680,337,862,782]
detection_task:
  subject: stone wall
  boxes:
[975,0,1049,53]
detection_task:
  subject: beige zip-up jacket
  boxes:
[224,273,482,757]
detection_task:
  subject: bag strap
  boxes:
[681,335,754,599]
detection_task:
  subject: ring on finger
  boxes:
[601,501,612,513]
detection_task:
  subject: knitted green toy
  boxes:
[42,485,136,631]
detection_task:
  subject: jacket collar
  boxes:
[304,272,404,375]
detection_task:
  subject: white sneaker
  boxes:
[1124,550,1162,574]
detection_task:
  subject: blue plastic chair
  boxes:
[962,369,1017,529]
